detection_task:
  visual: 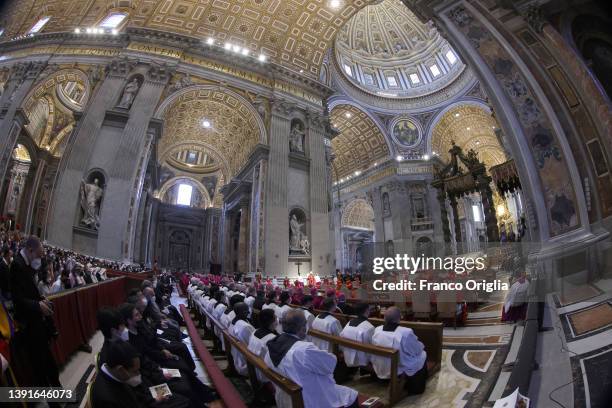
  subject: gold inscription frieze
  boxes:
[127,42,183,60]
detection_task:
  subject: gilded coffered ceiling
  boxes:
[341,198,374,230]
[0,0,378,77]
[431,105,507,168]
[330,104,389,180]
[158,88,261,179]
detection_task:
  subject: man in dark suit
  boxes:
[0,246,11,298]
[9,235,60,387]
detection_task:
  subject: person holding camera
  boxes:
[9,235,61,388]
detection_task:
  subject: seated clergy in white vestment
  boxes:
[275,291,292,333]
[371,307,428,395]
[311,298,343,353]
[247,308,278,383]
[230,303,255,376]
[339,303,375,367]
[299,295,316,331]
[265,309,359,408]
[244,286,257,317]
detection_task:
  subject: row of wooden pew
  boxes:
[188,296,443,407]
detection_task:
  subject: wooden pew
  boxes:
[222,328,305,408]
[179,305,247,408]
[201,307,305,407]
[307,328,404,405]
[296,307,443,375]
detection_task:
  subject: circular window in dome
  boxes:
[391,117,421,147]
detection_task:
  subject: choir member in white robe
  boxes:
[247,309,278,383]
[275,291,292,334]
[230,303,255,376]
[502,273,530,322]
[371,307,428,395]
[244,287,256,317]
[299,295,316,331]
[265,309,358,408]
[311,298,343,353]
[340,303,375,367]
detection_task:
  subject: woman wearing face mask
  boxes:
[8,236,62,389]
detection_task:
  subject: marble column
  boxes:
[307,113,332,275]
[0,108,30,198]
[388,180,413,254]
[437,188,452,244]
[237,200,250,273]
[0,61,46,194]
[23,158,47,234]
[449,196,462,251]
[264,100,292,276]
[98,63,172,260]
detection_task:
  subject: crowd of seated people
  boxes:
[93,278,222,407]
[187,275,430,407]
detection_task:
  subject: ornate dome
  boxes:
[334,0,465,99]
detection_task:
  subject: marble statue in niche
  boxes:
[382,192,391,217]
[80,178,104,230]
[289,212,310,255]
[289,120,305,154]
[117,77,141,109]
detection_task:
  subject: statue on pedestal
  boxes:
[289,120,305,153]
[80,178,104,230]
[117,78,140,109]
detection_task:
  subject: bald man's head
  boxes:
[384,307,401,324]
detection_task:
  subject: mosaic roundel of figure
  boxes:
[392,118,420,147]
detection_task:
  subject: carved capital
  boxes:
[146,62,175,84]
[270,99,297,118]
[106,56,136,78]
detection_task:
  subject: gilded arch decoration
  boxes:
[341,198,375,230]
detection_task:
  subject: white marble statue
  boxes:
[289,121,305,153]
[300,238,311,255]
[290,214,303,249]
[117,78,140,109]
[80,178,103,230]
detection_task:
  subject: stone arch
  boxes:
[341,198,375,231]
[328,101,393,180]
[429,102,506,167]
[155,85,266,181]
[154,84,267,144]
[158,176,212,209]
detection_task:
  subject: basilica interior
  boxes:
[0,0,611,407]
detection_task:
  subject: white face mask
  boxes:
[141,298,148,307]
[120,327,130,342]
[125,374,142,387]
[31,258,42,271]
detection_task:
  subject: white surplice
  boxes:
[264,338,357,408]
[247,331,277,383]
[311,314,343,353]
[371,325,427,378]
[230,319,256,376]
[339,319,375,367]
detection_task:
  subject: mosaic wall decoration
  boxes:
[446,4,580,236]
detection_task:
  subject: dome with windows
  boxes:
[334,0,465,99]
